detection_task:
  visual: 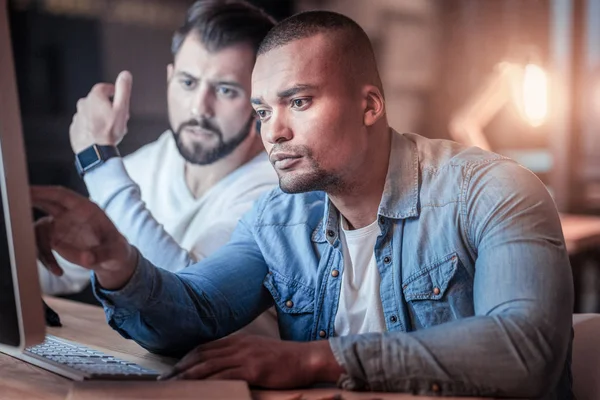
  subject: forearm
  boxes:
[93,257,227,356]
[93,242,272,356]
[85,159,195,271]
[330,308,570,397]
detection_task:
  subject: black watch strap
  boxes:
[75,144,120,177]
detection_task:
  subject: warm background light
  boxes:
[522,63,548,127]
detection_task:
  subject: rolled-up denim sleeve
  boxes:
[92,211,273,358]
[330,160,574,398]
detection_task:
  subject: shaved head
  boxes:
[257,11,383,96]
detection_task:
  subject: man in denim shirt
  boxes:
[33,10,573,399]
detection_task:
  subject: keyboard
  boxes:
[22,335,160,381]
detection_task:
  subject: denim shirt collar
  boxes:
[315,129,420,245]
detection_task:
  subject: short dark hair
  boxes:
[171,0,276,56]
[258,10,370,56]
[257,10,383,92]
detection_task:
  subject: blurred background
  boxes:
[7,0,600,310]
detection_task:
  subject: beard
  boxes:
[270,144,343,194]
[172,116,253,165]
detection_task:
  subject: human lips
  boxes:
[184,126,217,138]
[270,152,303,170]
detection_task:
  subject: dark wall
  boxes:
[10,9,103,193]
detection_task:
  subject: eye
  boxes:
[180,78,196,90]
[217,86,239,99]
[291,98,311,109]
[255,109,270,120]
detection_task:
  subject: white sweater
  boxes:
[39,131,280,336]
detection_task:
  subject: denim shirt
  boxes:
[94,130,573,398]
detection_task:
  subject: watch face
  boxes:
[77,146,101,172]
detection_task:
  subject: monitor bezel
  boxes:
[0,0,46,352]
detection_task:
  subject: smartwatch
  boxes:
[75,144,120,177]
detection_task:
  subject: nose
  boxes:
[264,111,293,145]
[191,84,215,119]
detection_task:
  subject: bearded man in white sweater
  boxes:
[38,0,279,337]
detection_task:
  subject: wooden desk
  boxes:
[0,298,482,400]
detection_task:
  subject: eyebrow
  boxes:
[251,84,317,106]
[174,71,244,90]
[213,80,245,90]
[174,71,198,81]
[277,84,317,99]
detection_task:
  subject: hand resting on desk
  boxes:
[158,334,343,388]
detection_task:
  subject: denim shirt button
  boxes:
[319,330,327,338]
[383,256,391,264]
[327,230,335,237]
[331,269,339,277]
[389,315,397,323]
[285,300,294,308]
[433,287,441,295]
[431,383,441,393]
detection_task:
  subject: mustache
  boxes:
[268,144,312,161]
[177,118,222,137]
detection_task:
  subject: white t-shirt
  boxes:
[334,217,387,336]
[38,131,280,337]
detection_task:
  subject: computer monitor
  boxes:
[0,3,163,381]
[0,0,46,351]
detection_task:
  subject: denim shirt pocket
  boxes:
[402,252,474,329]
[263,271,315,341]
